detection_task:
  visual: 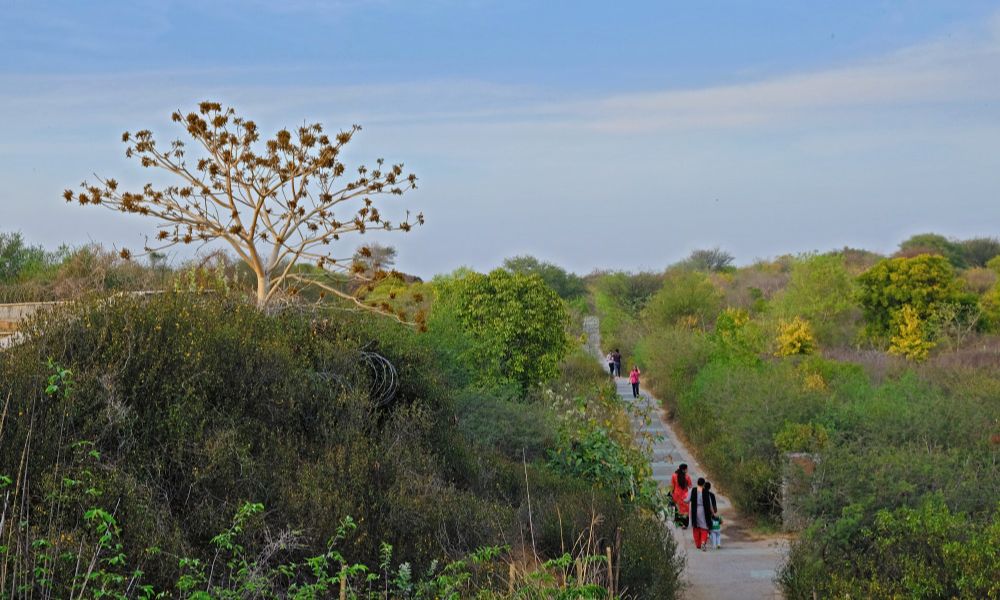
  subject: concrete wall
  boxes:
[0,301,66,348]
[0,301,64,327]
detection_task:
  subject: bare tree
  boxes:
[352,242,397,276]
[679,247,735,272]
[66,102,423,311]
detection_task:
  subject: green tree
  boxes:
[0,231,49,283]
[439,269,568,390]
[857,255,969,338]
[643,269,721,328]
[66,101,422,310]
[897,233,966,268]
[502,255,586,300]
[712,306,764,359]
[593,271,664,312]
[772,254,857,345]
[959,236,1000,268]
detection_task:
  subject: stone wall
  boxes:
[781,452,818,532]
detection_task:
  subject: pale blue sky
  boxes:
[2,1,1000,276]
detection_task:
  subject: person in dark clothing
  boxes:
[612,349,622,377]
[689,477,716,550]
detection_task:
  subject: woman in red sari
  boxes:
[671,463,692,528]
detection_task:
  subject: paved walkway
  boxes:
[584,317,786,600]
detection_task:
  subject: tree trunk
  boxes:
[255,269,270,309]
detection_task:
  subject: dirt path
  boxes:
[584,317,787,600]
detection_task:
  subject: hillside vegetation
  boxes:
[593,236,1000,599]
[0,236,681,599]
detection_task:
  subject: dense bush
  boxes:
[771,254,858,345]
[642,269,722,329]
[1,294,504,585]
[435,269,569,391]
[781,495,1000,599]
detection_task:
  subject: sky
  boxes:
[2,0,1000,277]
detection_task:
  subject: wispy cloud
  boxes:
[3,12,999,139]
[561,17,1000,132]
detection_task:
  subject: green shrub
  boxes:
[454,387,557,460]
[781,495,1000,599]
[435,269,569,391]
[771,254,859,346]
[642,270,722,329]
[633,325,712,405]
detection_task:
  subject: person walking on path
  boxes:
[606,351,616,377]
[628,365,641,398]
[671,464,692,528]
[689,477,717,551]
[612,349,622,377]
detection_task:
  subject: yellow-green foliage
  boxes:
[713,307,763,359]
[718,306,749,329]
[774,421,829,453]
[981,282,1000,332]
[888,305,935,361]
[774,317,817,357]
[772,254,857,345]
[802,371,827,392]
[987,254,1000,275]
[857,254,969,339]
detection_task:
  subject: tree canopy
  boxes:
[66,102,423,311]
[857,254,969,338]
[501,255,586,300]
[438,269,568,391]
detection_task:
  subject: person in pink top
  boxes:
[628,365,641,398]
